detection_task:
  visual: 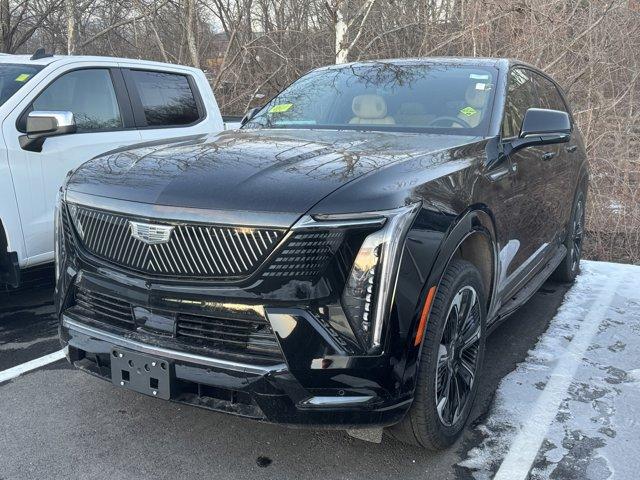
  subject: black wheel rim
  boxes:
[571,199,585,272]
[435,286,481,427]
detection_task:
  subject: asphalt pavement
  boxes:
[0,267,569,480]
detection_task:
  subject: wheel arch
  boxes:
[0,217,21,287]
[425,206,498,315]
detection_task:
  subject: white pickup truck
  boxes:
[0,51,237,288]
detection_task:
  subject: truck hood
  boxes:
[66,129,480,222]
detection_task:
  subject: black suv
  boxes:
[56,58,587,449]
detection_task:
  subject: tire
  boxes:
[388,259,486,450]
[552,189,586,283]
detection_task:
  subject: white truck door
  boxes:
[119,66,223,143]
[2,66,141,266]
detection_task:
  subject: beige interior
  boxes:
[457,83,490,127]
[396,103,435,126]
[349,94,395,125]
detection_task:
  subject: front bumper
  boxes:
[60,313,412,428]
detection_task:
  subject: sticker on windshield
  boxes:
[475,82,488,90]
[470,73,490,80]
[269,103,293,114]
[460,106,478,117]
[15,74,31,82]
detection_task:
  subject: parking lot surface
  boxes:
[1,262,636,479]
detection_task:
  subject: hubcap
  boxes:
[571,200,585,272]
[435,286,481,426]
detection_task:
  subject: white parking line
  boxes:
[0,349,66,384]
[492,274,623,480]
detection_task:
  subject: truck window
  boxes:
[532,72,569,113]
[501,68,537,139]
[31,69,122,132]
[129,70,200,127]
[0,64,44,107]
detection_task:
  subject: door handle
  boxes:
[487,162,516,181]
[541,151,556,161]
[566,145,578,153]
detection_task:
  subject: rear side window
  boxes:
[129,70,200,127]
[502,68,537,139]
[31,69,122,132]
[532,72,568,113]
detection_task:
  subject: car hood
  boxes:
[67,129,480,223]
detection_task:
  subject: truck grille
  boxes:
[67,205,285,279]
[262,231,344,278]
[74,289,135,329]
[176,313,282,357]
[67,288,283,360]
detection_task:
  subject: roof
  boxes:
[0,53,202,72]
[314,57,540,73]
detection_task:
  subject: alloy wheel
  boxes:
[434,285,482,426]
[571,199,585,272]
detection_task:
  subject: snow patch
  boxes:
[459,261,640,480]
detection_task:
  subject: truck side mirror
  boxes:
[507,108,571,154]
[19,111,77,152]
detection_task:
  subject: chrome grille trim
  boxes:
[68,205,285,279]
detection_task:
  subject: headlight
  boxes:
[297,202,421,352]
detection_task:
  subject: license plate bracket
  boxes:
[111,348,171,400]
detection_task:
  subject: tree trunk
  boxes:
[185,0,199,67]
[0,0,11,53]
[334,0,348,64]
[66,0,79,55]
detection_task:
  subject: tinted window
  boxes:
[130,71,200,126]
[245,64,498,135]
[502,68,537,138]
[532,72,567,112]
[32,69,122,132]
[0,64,43,107]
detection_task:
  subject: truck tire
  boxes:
[388,259,487,449]
[552,189,586,283]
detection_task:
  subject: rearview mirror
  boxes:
[19,111,76,152]
[240,107,261,127]
[507,108,571,153]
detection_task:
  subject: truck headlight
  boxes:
[298,202,421,351]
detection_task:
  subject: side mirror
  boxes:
[240,107,261,127]
[508,108,571,153]
[19,111,76,152]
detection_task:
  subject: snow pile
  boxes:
[459,261,640,480]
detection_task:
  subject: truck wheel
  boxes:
[389,259,486,450]
[552,189,586,283]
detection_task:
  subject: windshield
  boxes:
[244,63,498,135]
[0,64,43,107]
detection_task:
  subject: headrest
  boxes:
[352,94,388,120]
[465,83,490,109]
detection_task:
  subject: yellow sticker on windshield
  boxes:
[460,106,478,117]
[269,103,293,114]
[15,74,31,82]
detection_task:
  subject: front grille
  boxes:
[263,231,344,278]
[176,313,282,357]
[67,205,285,279]
[74,289,135,329]
[60,205,75,251]
[67,288,283,360]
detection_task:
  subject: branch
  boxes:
[78,0,170,49]
[543,2,618,71]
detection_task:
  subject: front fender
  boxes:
[392,205,497,396]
